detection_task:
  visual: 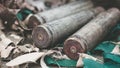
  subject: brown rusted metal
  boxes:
[26,0,93,30]
[32,7,104,48]
[63,8,120,60]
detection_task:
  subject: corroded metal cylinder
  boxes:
[64,8,120,60]
[32,7,104,48]
[27,0,93,30]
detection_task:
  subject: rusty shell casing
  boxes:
[27,0,93,30]
[63,8,120,60]
[32,7,104,48]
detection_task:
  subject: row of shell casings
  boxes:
[21,0,94,30]
[32,6,120,60]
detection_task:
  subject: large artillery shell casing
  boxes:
[27,0,93,30]
[64,8,120,60]
[32,7,104,48]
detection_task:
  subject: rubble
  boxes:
[0,0,120,68]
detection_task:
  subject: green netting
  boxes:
[16,8,33,21]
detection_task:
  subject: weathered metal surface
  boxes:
[63,8,120,60]
[32,7,104,48]
[25,0,71,12]
[27,0,93,30]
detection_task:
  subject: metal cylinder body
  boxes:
[32,7,104,48]
[64,8,120,60]
[27,0,93,30]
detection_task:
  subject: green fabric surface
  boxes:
[45,56,77,67]
[17,8,33,21]
[103,53,120,63]
[94,41,115,53]
[83,59,105,68]
[83,58,120,68]
[104,61,120,68]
